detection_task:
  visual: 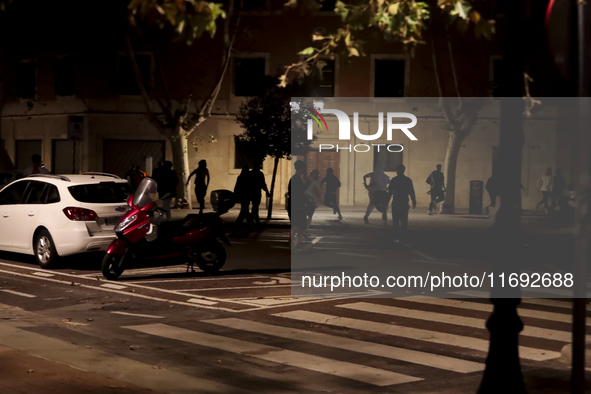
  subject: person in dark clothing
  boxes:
[234,167,252,229]
[186,160,210,213]
[249,162,270,226]
[387,164,416,241]
[152,161,178,221]
[426,164,446,215]
[485,175,499,217]
[289,160,307,250]
[550,168,566,211]
[320,168,342,220]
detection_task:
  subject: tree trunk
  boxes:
[170,125,191,209]
[267,156,279,220]
[440,130,465,214]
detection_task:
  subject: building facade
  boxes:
[0,0,575,209]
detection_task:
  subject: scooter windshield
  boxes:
[133,177,159,208]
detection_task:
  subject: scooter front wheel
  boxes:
[101,253,126,280]
[189,241,226,273]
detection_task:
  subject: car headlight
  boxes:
[114,213,137,233]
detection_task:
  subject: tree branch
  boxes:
[447,39,461,108]
[183,1,241,135]
[124,34,169,135]
[430,34,457,129]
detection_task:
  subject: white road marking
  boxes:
[125,275,269,284]
[311,237,323,244]
[111,311,165,319]
[337,253,376,258]
[100,283,127,290]
[451,290,591,311]
[275,310,560,362]
[412,260,459,266]
[0,268,239,312]
[399,297,590,325]
[124,323,421,386]
[180,284,292,291]
[0,289,36,298]
[187,298,218,306]
[32,272,54,277]
[63,321,89,326]
[205,318,484,373]
[338,302,581,343]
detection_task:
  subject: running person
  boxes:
[321,168,342,220]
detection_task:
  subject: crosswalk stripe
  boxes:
[337,302,580,343]
[451,290,591,311]
[124,323,421,386]
[399,297,591,325]
[204,318,484,373]
[274,310,560,362]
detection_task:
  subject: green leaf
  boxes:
[298,47,317,55]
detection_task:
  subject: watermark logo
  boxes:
[293,101,418,153]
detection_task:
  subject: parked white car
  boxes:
[0,173,132,268]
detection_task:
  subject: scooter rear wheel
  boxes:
[190,241,226,273]
[101,254,126,280]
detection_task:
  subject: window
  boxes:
[233,58,266,97]
[17,62,36,99]
[374,145,403,172]
[24,181,47,204]
[68,182,132,204]
[308,59,335,97]
[234,140,255,169]
[0,181,28,205]
[55,56,76,96]
[45,185,60,204]
[374,59,405,97]
[117,54,151,95]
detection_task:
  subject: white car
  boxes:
[0,173,132,268]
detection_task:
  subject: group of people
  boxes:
[289,161,423,249]
[233,163,271,230]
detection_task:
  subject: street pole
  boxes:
[571,0,590,392]
[477,0,527,392]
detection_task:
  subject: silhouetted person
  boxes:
[125,164,144,191]
[363,164,389,224]
[289,160,307,250]
[387,164,416,242]
[321,168,342,220]
[426,164,446,215]
[249,162,270,226]
[535,167,553,213]
[187,159,210,213]
[550,168,565,211]
[234,167,252,229]
[153,161,178,221]
[304,169,323,229]
[485,175,500,218]
[23,154,50,176]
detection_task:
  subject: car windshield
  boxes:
[133,177,158,208]
[68,182,132,204]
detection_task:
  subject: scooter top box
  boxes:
[210,190,235,214]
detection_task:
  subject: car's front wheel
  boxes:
[35,230,59,269]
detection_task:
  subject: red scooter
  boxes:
[101,177,233,280]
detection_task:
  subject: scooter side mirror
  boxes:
[160,193,171,200]
[127,194,135,207]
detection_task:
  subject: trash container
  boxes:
[469,180,484,215]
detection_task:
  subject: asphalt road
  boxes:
[0,209,588,393]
